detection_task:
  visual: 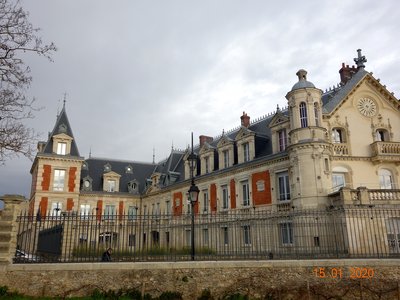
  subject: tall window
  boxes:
[104,205,116,220]
[332,173,345,191]
[299,102,308,128]
[278,129,287,151]
[332,128,344,143]
[128,206,137,220]
[51,202,62,217]
[222,185,229,209]
[53,169,65,191]
[243,142,250,162]
[56,142,66,155]
[242,181,250,206]
[203,190,209,213]
[223,150,229,168]
[107,180,116,192]
[243,225,251,245]
[379,169,393,189]
[314,103,319,126]
[222,227,229,245]
[277,171,290,201]
[166,200,171,215]
[80,204,90,219]
[280,222,293,245]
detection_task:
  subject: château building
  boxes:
[26,50,400,258]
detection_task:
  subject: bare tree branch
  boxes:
[0,0,56,163]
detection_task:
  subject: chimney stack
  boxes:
[241,111,250,128]
[199,135,213,147]
[339,63,357,85]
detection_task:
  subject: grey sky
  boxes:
[1,0,399,198]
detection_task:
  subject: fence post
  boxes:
[0,195,26,265]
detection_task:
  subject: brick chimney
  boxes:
[240,111,250,128]
[339,63,357,85]
[199,135,213,147]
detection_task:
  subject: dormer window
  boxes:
[82,162,88,170]
[205,156,210,174]
[128,180,139,193]
[126,165,133,174]
[107,180,116,192]
[223,150,229,168]
[332,128,345,143]
[278,129,287,151]
[56,142,66,155]
[104,163,111,172]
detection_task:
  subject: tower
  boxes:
[29,105,84,218]
[285,70,331,208]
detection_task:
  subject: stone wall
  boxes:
[1,260,400,299]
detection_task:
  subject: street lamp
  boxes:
[187,132,199,261]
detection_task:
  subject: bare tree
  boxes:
[0,0,56,163]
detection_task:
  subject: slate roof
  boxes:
[322,68,368,113]
[42,106,80,157]
[81,158,155,194]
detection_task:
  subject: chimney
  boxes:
[199,135,213,147]
[339,63,357,85]
[240,111,250,128]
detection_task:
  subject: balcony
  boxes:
[371,141,400,163]
[329,186,400,206]
[332,143,349,156]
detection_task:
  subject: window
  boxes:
[376,129,389,142]
[222,185,229,209]
[53,169,65,191]
[332,173,345,191]
[242,181,250,206]
[243,225,251,245]
[280,222,293,245]
[277,171,290,201]
[104,205,116,220]
[314,103,319,126]
[56,142,66,155]
[299,102,308,128]
[166,200,171,215]
[107,180,116,192]
[202,190,209,213]
[243,143,250,162]
[205,157,210,174]
[332,128,344,143]
[203,228,209,245]
[222,227,229,245]
[278,129,287,151]
[379,169,393,189]
[223,150,229,168]
[128,206,137,220]
[80,204,90,219]
[51,202,62,217]
[128,234,136,247]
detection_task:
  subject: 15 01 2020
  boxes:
[313,267,375,279]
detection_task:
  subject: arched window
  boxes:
[379,169,393,189]
[314,103,319,126]
[376,129,389,142]
[299,102,308,128]
[332,128,345,143]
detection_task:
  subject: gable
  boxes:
[235,126,255,140]
[269,112,289,128]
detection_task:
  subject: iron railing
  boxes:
[14,206,400,263]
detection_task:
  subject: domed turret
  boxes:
[291,69,315,91]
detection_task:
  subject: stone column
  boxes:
[0,195,25,265]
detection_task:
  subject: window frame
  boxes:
[299,102,308,128]
[277,171,290,202]
[53,169,66,192]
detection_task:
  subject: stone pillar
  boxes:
[357,187,370,205]
[0,195,25,265]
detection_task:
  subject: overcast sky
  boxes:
[0,0,399,198]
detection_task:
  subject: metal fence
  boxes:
[14,205,400,263]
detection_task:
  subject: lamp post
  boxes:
[187,132,199,261]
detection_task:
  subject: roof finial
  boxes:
[276,104,280,112]
[171,140,174,151]
[152,147,155,164]
[63,92,67,109]
[89,146,92,158]
[354,49,367,69]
